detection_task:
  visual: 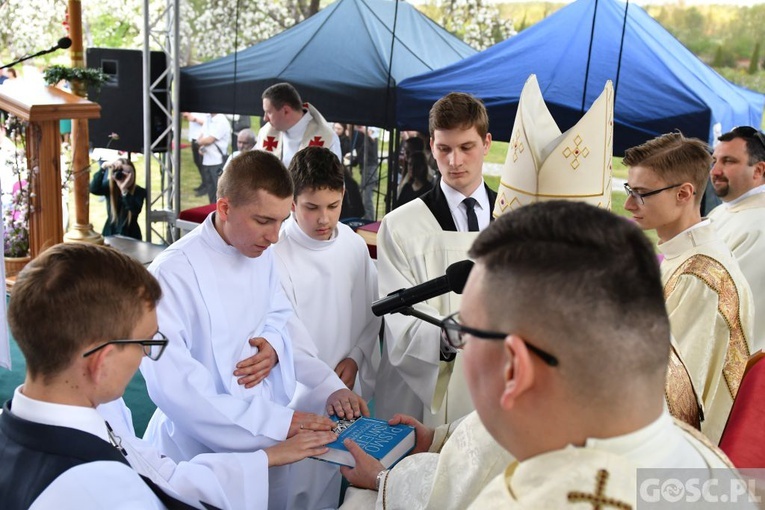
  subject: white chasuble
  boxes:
[709,193,765,353]
[376,198,478,427]
[659,221,754,444]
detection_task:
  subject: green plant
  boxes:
[42,65,109,91]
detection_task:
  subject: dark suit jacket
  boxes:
[419,178,498,232]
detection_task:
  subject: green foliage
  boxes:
[749,42,761,75]
[712,44,736,69]
[42,65,109,90]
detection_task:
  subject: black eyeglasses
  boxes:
[401,304,559,367]
[82,331,169,361]
[440,312,559,367]
[730,126,765,152]
[623,183,682,205]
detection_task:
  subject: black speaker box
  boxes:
[86,48,169,153]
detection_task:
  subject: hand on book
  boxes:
[339,439,385,490]
[234,337,279,388]
[334,358,359,389]
[326,388,370,420]
[388,414,434,455]
[287,411,335,438]
[265,430,337,467]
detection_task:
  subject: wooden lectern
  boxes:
[0,83,100,258]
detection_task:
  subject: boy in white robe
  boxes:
[708,126,765,353]
[273,146,381,507]
[624,132,754,444]
[0,243,336,510]
[274,146,381,401]
[341,201,743,509]
[141,150,368,510]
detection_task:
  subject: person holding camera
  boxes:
[89,157,147,240]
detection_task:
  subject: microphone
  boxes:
[57,37,73,50]
[372,260,474,317]
[1,37,73,70]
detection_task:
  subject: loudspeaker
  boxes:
[86,48,169,153]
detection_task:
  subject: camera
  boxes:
[114,169,126,181]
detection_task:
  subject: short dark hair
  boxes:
[718,127,765,165]
[623,132,711,205]
[469,201,669,404]
[8,243,162,381]
[429,92,489,139]
[262,82,303,112]
[289,146,344,196]
[218,150,293,204]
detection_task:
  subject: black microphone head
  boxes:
[445,260,474,294]
[57,37,72,50]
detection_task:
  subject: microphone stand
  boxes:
[399,306,443,327]
[1,45,64,71]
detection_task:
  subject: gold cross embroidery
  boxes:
[562,134,590,170]
[511,131,525,163]
[567,469,632,510]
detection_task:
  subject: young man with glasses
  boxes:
[708,126,765,353]
[0,243,337,509]
[623,132,754,444]
[341,201,738,509]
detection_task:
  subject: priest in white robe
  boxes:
[256,82,341,167]
[344,201,745,509]
[708,126,765,353]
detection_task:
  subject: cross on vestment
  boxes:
[308,136,325,147]
[567,469,632,510]
[263,136,278,151]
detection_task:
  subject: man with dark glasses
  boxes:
[709,126,765,354]
[341,201,738,509]
[0,243,335,509]
[624,132,754,445]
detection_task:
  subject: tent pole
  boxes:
[386,128,400,214]
[581,0,600,114]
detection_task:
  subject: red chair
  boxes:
[718,351,765,467]
[177,204,216,233]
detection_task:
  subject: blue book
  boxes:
[311,416,416,468]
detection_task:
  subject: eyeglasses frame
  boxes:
[623,183,683,205]
[399,306,559,367]
[82,331,169,361]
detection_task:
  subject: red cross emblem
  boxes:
[263,136,278,151]
[308,136,324,147]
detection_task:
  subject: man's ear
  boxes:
[82,344,112,386]
[499,334,534,411]
[216,197,230,221]
[483,133,492,155]
[291,200,297,213]
[753,160,765,182]
[676,182,695,204]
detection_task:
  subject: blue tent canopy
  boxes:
[397,0,764,154]
[179,0,476,129]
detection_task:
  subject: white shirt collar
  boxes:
[11,385,110,442]
[285,109,312,140]
[725,183,765,208]
[439,178,491,232]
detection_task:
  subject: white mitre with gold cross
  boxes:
[494,74,614,217]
